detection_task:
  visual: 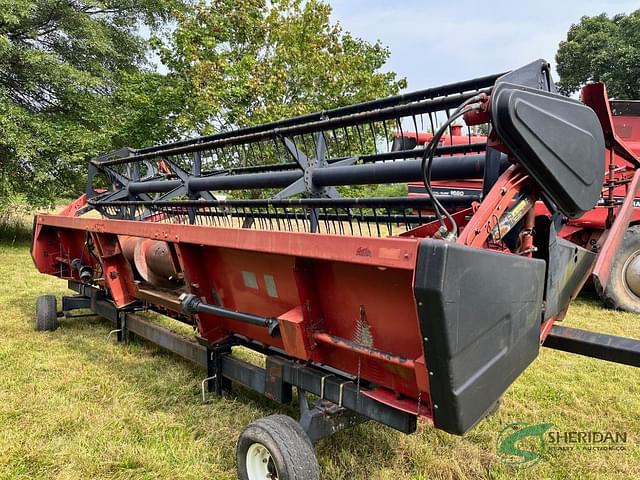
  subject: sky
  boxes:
[328,0,638,91]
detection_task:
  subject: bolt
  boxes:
[429,371,434,376]
[109,271,118,279]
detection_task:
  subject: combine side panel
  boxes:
[414,240,545,434]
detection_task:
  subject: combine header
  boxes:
[32,60,640,479]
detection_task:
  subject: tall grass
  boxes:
[0,205,33,244]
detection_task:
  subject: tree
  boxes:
[154,0,407,133]
[556,10,640,98]
[1,0,405,207]
[0,0,184,207]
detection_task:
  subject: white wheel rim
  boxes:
[246,442,279,480]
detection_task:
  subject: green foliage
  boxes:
[154,0,407,132]
[0,0,405,206]
[0,0,185,207]
[0,201,32,243]
[339,182,408,199]
[556,10,640,98]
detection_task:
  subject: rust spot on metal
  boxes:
[313,331,414,369]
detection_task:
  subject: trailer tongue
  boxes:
[31,59,640,479]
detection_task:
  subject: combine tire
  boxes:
[601,225,640,313]
[35,295,59,331]
[236,414,319,480]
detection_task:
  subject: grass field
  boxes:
[1,238,640,479]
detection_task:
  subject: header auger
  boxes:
[32,59,640,480]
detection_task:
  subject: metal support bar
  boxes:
[125,312,207,366]
[117,311,127,343]
[265,356,293,403]
[269,356,416,434]
[298,389,366,444]
[61,285,417,434]
[123,154,491,196]
[543,325,640,367]
[61,295,91,312]
[96,195,478,211]
[311,154,495,187]
[90,308,417,434]
[67,280,121,323]
[201,142,487,176]
[206,341,233,396]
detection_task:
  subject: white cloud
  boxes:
[329,0,639,90]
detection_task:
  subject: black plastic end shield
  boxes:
[495,59,556,92]
[491,83,605,218]
[414,240,545,435]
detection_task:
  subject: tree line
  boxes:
[0,1,637,207]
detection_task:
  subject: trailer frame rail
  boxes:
[63,280,418,441]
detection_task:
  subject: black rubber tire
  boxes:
[35,295,59,331]
[600,225,640,313]
[236,414,319,480]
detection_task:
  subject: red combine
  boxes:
[400,85,640,313]
[31,60,640,479]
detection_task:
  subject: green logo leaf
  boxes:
[497,422,553,467]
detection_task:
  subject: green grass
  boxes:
[0,207,33,244]
[1,240,640,479]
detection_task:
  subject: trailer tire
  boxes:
[236,414,319,480]
[601,225,640,314]
[36,295,59,331]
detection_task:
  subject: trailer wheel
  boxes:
[35,295,59,331]
[236,414,319,480]
[601,225,640,313]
